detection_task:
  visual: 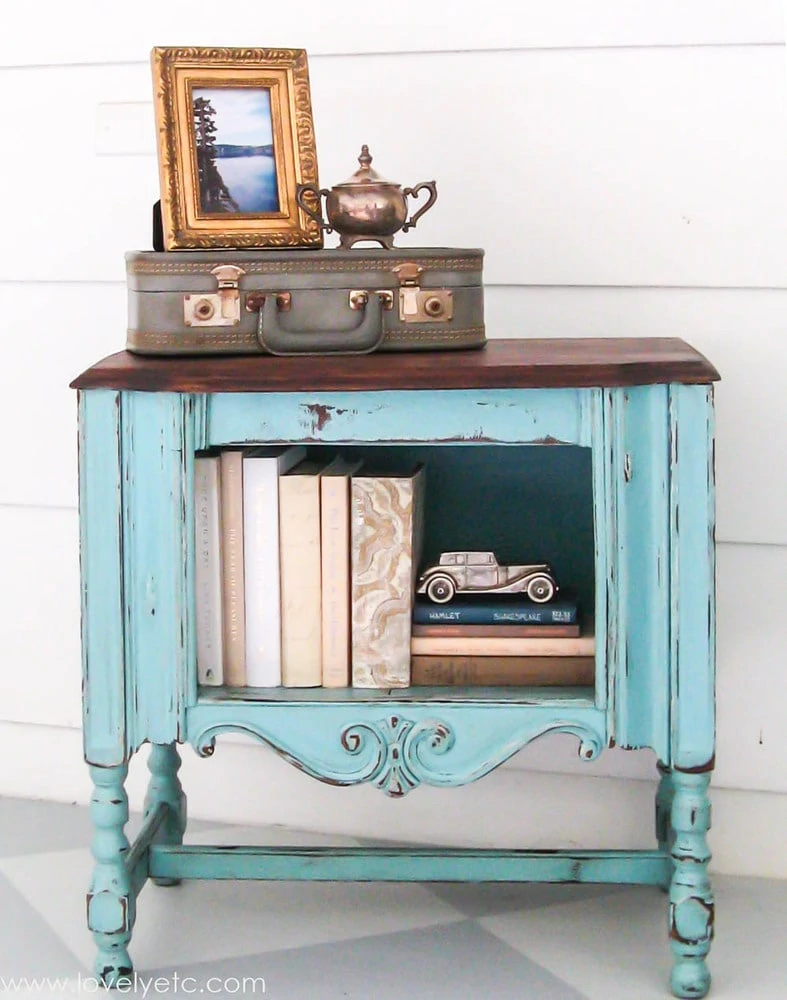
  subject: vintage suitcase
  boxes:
[126,248,485,355]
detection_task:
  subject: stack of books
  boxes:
[194,444,592,690]
[193,447,424,689]
[410,596,594,687]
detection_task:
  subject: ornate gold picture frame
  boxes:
[151,47,322,250]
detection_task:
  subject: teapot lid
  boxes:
[336,145,400,187]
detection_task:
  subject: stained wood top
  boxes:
[71,338,719,392]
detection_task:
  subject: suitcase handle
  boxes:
[255,291,386,356]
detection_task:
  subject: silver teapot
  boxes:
[296,145,437,249]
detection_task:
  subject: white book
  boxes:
[194,455,223,686]
[320,456,364,688]
[243,445,307,687]
[279,457,332,687]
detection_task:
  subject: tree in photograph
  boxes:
[193,96,239,212]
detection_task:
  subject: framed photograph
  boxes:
[151,47,322,249]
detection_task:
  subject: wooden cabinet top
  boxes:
[71,338,719,393]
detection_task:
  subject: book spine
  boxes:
[351,471,423,688]
[194,457,223,686]
[412,603,578,626]
[279,475,322,686]
[411,623,580,638]
[410,655,595,687]
[410,634,595,657]
[219,450,246,686]
[243,458,281,687]
[321,475,352,687]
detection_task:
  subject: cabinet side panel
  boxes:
[669,385,716,770]
[78,390,126,765]
[614,386,671,758]
[591,389,610,713]
[122,391,195,749]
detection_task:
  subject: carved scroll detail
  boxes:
[190,715,603,798]
[340,716,455,797]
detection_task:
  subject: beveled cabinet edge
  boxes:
[71,339,721,393]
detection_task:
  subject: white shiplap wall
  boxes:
[1,1,786,876]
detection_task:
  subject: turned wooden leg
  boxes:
[656,761,676,890]
[144,742,187,887]
[87,763,134,987]
[669,770,714,998]
[656,762,675,852]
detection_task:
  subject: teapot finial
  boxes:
[358,145,372,169]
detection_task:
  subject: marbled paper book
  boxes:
[351,463,425,688]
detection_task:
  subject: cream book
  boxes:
[351,463,426,688]
[320,456,364,688]
[219,449,247,687]
[279,457,332,687]
[410,633,595,657]
[194,455,223,686]
[243,445,307,687]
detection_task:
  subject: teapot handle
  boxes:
[402,180,438,232]
[295,184,333,233]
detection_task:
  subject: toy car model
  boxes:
[416,551,558,604]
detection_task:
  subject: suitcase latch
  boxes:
[348,290,394,311]
[184,265,245,327]
[392,263,453,323]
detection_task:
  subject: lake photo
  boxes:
[192,87,279,214]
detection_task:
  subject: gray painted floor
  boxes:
[0,797,784,998]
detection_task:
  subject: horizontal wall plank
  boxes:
[0,508,82,730]
[1,281,782,547]
[0,283,124,510]
[0,1,782,68]
[714,544,787,796]
[5,45,787,287]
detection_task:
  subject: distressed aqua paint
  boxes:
[143,744,186,886]
[208,388,593,447]
[121,392,194,751]
[670,771,714,998]
[87,763,133,986]
[590,389,610,712]
[666,383,715,999]
[669,385,716,770]
[614,386,671,759]
[77,373,716,996]
[187,702,607,794]
[149,846,672,885]
[78,391,126,767]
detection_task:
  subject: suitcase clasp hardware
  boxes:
[245,292,291,312]
[349,290,394,311]
[184,264,245,327]
[392,264,453,323]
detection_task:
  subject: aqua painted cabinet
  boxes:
[72,339,720,997]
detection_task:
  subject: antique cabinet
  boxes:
[72,338,719,997]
